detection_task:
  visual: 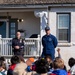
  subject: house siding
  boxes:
[49,7,75,69]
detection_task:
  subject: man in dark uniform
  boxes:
[41,26,58,60]
[12,31,24,57]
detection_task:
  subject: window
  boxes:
[57,13,70,42]
[9,19,18,38]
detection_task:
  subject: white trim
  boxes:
[58,27,69,29]
[57,13,70,42]
[58,42,71,46]
[0,3,75,9]
[0,19,9,38]
[0,8,47,12]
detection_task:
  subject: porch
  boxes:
[0,36,41,62]
[0,8,48,62]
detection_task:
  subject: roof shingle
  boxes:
[0,0,75,5]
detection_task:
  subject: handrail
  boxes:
[0,37,41,57]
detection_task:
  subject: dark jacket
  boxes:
[42,34,58,59]
[12,38,24,56]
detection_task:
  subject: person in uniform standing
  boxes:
[12,31,24,57]
[41,26,58,60]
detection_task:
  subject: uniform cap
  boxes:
[45,26,50,31]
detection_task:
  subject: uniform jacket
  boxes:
[12,38,24,50]
[42,34,58,55]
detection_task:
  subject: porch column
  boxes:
[34,11,48,55]
[34,11,48,38]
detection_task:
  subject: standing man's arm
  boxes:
[42,37,44,47]
[53,36,58,48]
[12,39,20,50]
[12,39,15,49]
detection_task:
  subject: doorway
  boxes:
[0,21,7,38]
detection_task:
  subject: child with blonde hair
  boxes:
[50,58,67,75]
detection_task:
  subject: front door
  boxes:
[0,21,6,38]
[9,19,18,38]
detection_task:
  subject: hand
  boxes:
[30,65,32,70]
[57,48,60,53]
[15,46,20,49]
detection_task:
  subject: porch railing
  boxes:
[0,37,41,57]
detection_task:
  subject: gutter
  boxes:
[0,3,75,9]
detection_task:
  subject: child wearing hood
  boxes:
[50,57,67,75]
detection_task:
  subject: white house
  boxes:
[0,0,75,68]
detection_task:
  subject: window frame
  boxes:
[9,18,18,38]
[57,13,71,43]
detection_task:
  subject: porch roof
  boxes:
[0,0,75,5]
[0,0,75,8]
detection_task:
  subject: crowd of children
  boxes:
[0,48,75,75]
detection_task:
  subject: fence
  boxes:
[0,37,41,57]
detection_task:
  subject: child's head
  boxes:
[53,57,64,69]
[26,57,34,66]
[35,58,49,74]
[45,55,52,64]
[0,60,5,71]
[11,55,20,65]
[68,57,75,67]
[0,57,5,62]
